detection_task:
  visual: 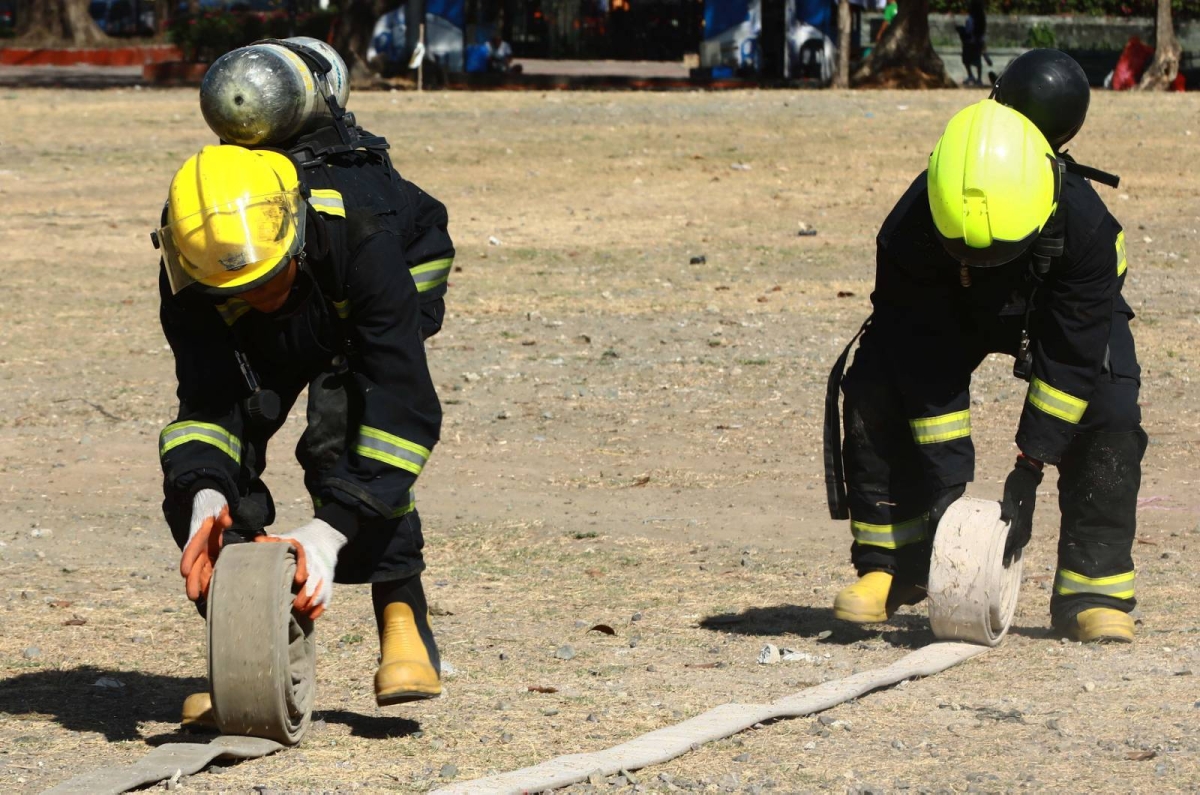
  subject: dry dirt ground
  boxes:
[0,87,1198,794]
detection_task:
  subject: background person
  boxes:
[957,0,987,85]
[486,33,522,74]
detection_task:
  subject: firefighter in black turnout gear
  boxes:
[155,127,454,727]
[825,51,1145,643]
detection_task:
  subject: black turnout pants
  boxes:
[165,363,426,586]
[840,311,1145,625]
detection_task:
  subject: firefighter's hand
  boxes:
[255,519,348,619]
[179,489,232,602]
[1000,456,1044,566]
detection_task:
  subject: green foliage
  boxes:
[1026,22,1057,48]
[929,1,1197,20]
[168,9,338,63]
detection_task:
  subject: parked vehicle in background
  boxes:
[368,1,465,76]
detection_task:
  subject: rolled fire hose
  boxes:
[207,541,316,745]
[45,500,1016,794]
[42,542,315,794]
[928,496,1022,646]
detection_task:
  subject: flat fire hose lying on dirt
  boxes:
[44,499,1017,794]
[431,497,1020,795]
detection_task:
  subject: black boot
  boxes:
[1051,430,1146,630]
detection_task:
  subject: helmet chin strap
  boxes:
[1060,157,1120,188]
[1030,153,1120,278]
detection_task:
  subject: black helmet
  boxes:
[991,49,1090,150]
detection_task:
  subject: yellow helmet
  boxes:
[928,99,1059,268]
[159,145,305,295]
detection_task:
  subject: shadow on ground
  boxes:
[0,665,424,747]
[317,709,421,739]
[701,605,1059,647]
[699,605,936,648]
[0,665,206,742]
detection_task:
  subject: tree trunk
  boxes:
[1136,0,1180,90]
[851,0,952,88]
[331,0,395,82]
[833,0,851,88]
[15,0,110,46]
[153,0,171,39]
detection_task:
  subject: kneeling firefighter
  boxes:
[152,38,455,727]
[824,50,1146,643]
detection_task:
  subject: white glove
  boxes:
[179,488,231,602]
[188,489,229,543]
[256,518,348,619]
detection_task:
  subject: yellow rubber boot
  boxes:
[1065,608,1135,643]
[834,571,894,623]
[833,571,925,624]
[375,601,442,706]
[181,691,217,731]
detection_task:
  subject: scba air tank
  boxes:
[200,37,351,147]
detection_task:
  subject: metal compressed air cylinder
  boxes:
[200,36,350,147]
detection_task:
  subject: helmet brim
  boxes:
[159,190,305,295]
[936,227,1039,268]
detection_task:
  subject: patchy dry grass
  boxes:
[0,88,1198,792]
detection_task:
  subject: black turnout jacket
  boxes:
[871,168,1129,465]
[158,148,454,541]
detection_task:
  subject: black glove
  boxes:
[928,484,966,533]
[1000,455,1044,565]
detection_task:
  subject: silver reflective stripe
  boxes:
[159,421,242,464]
[355,427,430,475]
[1027,377,1088,423]
[411,257,453,293]
[1054,568,1135,599]
[309,189,346,218]
[909,410,971,445]
[851,515,928,549]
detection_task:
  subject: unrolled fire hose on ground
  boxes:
[431,496,1019,794]
[44,498,1017,794]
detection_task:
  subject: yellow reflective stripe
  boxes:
[851,515,928,550]
[1054,568,1135,599]
[391,490,416,517]
[309,189,346,218]
[1027,377,1088,424]
[215,297,251,326]
[332,298,351,319]
[1115,230,1127,278]
[159,421,242,464]
[909,410,971,444]
[411,257,453,293]
[356,426,431,475]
